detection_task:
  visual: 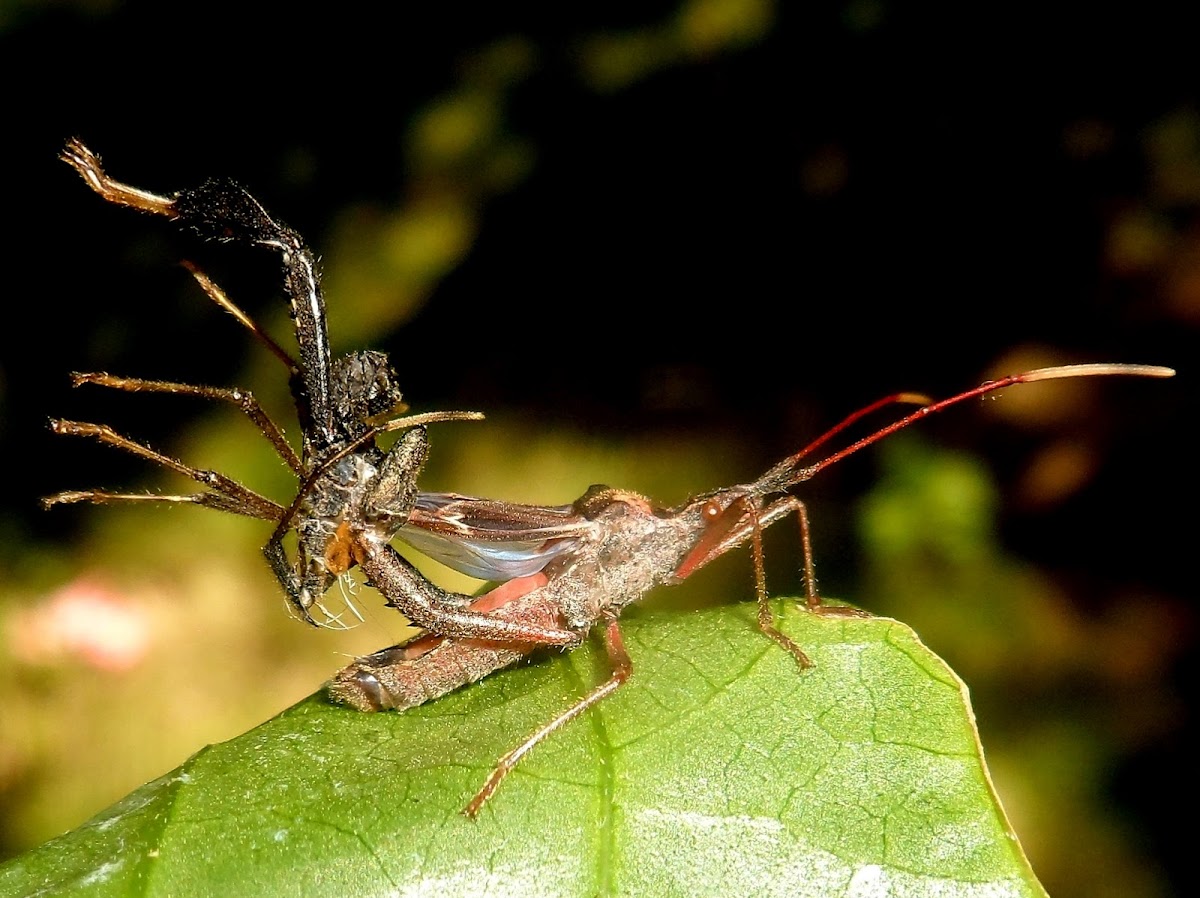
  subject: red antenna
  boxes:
[755,364,1175,494]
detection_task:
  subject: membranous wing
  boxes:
[400,492,597,581]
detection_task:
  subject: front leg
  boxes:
[262,535,341,628]
[674,494,868,670]
[357,541,581,646]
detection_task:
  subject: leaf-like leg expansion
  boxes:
[464,614,632,818]
[48,419,283,521]
[70,372,302,474]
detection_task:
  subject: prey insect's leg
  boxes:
[181,262,299,375]
[68,373,302,474]
[45,420,284,521]
[357,542,581,646]
[262,538,325,626]
[60,139,176,216]
[41,489,279,520]
[464,614,632,818]
[63,138,338,446]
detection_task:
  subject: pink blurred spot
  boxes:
[10,579,152,672]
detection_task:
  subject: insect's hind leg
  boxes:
[464,613,632,818]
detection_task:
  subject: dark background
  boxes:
[0,3,1192,896]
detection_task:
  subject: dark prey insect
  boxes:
[45,140,593,645]
[325,363,1175,816]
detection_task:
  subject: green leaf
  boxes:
[0,601,1046,898]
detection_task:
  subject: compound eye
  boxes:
[701,498,723,522]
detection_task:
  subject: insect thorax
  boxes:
[297,453,383,571]
[541,497,708,629]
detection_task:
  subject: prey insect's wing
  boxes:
[399,493,597,580]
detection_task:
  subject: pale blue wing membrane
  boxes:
[397,492,593,581]
[396,525,578,580]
